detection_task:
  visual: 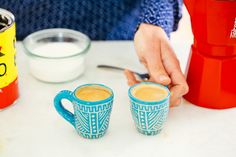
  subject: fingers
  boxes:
[133,24,188,107]
[170,98,182,107]
[161,41,189,106]
[143,36,171,85]
[170,70,189,96]
[170,86,185,107]
[134,26,171,86]
[124,69,140,86]
[139,43,171,85]
[146,52,171,85]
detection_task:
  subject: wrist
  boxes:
[136,23,168,40]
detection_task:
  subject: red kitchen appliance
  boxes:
[184,0,236,109]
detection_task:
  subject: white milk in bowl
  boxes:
[23,29,90,83]
[28,42,86,83]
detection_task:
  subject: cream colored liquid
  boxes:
[132,84,168,102]
[76,86,111,102]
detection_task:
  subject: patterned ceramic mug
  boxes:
[128,82,170,135]
[54,84,114,139]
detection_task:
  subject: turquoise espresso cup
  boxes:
[54,84,114,139]
[128,82,170,135]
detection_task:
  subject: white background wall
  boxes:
[171,6,193,44]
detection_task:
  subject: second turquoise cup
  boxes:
[129,82,170,135]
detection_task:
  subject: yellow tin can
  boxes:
[0,8,19,109]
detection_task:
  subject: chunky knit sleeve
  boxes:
[139,0,183,37]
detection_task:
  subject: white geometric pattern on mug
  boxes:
[74,101,113,135]
[130,101,168,132]
[75,101,112,112]
[131,101,168,111]
[131,109,167,130]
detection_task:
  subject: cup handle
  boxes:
[54,90,75,127]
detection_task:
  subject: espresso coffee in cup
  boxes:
[129,82,170,135]
[75,85,111,102]
[54,84,114,139]
[131,83,168,102]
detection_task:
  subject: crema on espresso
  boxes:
[76,85,111,102]
[132,84,168,102]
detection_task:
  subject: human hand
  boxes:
[125,23,189,107]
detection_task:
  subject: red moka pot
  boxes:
[184,0,236,109]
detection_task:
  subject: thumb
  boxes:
[146,52,171,85]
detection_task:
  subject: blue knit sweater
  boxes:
[2,0,182,40]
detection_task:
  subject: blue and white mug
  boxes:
[128,82,170,135]
[54,84,114,139]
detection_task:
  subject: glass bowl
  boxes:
[23,28,90,83]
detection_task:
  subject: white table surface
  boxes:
[0,41,236,157]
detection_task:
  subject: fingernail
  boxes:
[159,75,169,82]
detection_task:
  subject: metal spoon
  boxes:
[97,64,150,80]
